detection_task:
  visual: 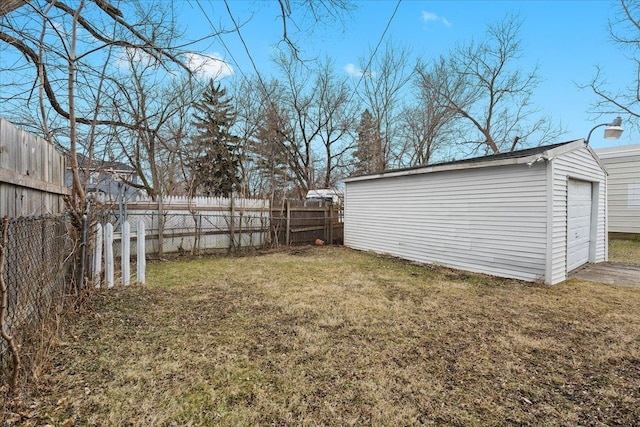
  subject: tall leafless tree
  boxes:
[353,40,414,171]
[399,62,460,167]
[0,0,197,218]
[420,14,561,156]
[583,0,640,128]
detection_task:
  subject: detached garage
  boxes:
[344,140,608,285]
[595,144,640,237]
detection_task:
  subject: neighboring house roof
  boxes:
[345,139,592,182]
[64,152,136,173]
[595,143,640,159]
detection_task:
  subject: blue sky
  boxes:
[179,0,638,149]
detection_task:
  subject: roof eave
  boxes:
[344,140,589,184]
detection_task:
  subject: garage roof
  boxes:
[345,139,589,182]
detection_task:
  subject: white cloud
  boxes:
[421,11,451,27]
[345,63,362,77]
[186,52,233,80]
[422,11,438,22]
[115,47,155,69]
[344,63,375,78]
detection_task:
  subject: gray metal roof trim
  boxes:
[348,140,580,180]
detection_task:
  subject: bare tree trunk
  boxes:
[68,1,87,213]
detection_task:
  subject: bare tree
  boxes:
[228,77,278,198]
[0,0,197,217]
[422,14,561,155]
[272,0,355,59]
[314,59,354,187]
[268,53,355,196]
[253,101,294,200]
[399,62,460,167]
[354,40,414,171]
[104,48,203,199]
[583,0,640,128]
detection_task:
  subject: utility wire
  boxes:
[194,0,247,81]
[222,0,271,95]
[196,0,402,109]
[192,0,403,174]
[346,0,402,106]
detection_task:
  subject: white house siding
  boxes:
[344,163,549,282]
[549,147,607,284]
[595,145,640,235]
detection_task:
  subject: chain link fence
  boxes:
[0,214,75,366]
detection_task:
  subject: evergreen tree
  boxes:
[254,104,291,199]
[353,109,382,174]
[190,80,241,197]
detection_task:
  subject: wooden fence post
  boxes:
[93,223,103,288]
[137,221,146,284]
[324,204,329,243]
[105,223,114,288]
[329,204,334,245]
[122,221,130,286]
[285,200,291,246]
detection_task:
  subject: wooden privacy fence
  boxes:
[98,196,343,255]
[0,119,68,217]
[271,200,344,246]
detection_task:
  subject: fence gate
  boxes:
[271,200,344,246]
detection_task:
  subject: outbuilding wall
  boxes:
[344,163,549,282]
[345,143,608,285]
[548,146,608,284]
[595,144,640,236]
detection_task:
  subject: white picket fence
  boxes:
[103,195,271,255]
[93,220,146,288]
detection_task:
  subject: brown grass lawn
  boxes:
[4,244,640,426]
[609,238,640,265]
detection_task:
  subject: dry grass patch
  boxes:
[5,246,640,426]
[609,238,640,264]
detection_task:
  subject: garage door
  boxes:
[567,179,592,272]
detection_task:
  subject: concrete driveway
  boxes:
[570,262,640,286]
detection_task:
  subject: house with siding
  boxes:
[64,153,139,202]
[343,140,607,285]
[595,144,640,237]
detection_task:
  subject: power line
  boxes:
[194,0,402,110]
[193,0,247,81]
[188,0,403,192]
[347,0,402,107]
[222,0,271,93]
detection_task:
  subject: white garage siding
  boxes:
[549,146,607,284]
[345,163,549,282]
[345,140,608,285]
[595,144,640,235]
